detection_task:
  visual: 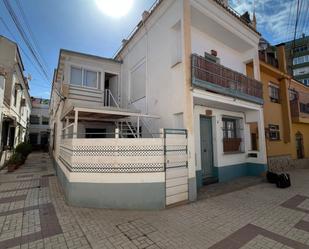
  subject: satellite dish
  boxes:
[27,74,32,81]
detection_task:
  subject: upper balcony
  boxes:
[259,50,279,69]
[191,54,263,104]
[290,91,309,124]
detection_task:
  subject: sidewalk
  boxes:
[0,152,309,248]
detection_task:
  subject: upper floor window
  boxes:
[300,103,309,114]
[42,116,49,125]
[70,66,99,89]
[293,55,309,65]
[300,78,309,86]
[294,45,308,53]
[269,124,280,141]
[293,66,309,76]
[269,83,280,103]
[30,115,40,124]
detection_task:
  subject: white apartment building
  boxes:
[29,97,50,150]
[0,36,32,165]
[50,0,267,209]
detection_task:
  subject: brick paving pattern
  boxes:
[1,152,309,248]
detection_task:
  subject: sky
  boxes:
[0,0,308,99]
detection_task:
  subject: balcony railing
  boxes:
[191,54,263,104]
[259,51,279,68]
[290,91,309,121]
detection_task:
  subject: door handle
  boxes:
[203,149,207,152]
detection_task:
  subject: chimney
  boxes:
[276,43,287,74]
[142,11,150,22]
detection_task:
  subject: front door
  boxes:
[200,116,214,179]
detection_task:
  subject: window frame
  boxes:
[222,118,237,139]
[268,82,280,103]
[30,115,40,125]
[268,124,280,141]
[69,65,100,90]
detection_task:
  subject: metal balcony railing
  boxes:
[191,54,263,104]
[290,90,309,120]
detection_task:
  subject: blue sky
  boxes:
[0,0,308,99]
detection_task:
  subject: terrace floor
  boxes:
[1,152,309,248]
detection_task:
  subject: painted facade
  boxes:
[248,41,309,168]
[0,36,32,166]
[50,0,268,209]
[29,98,50,150]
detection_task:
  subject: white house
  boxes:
[29,97,50,150]
[0,36,32,166]
[50,0,267,209]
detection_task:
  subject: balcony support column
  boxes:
[253,53,261,81]
[73,110,78,139]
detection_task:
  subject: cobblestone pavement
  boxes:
[1,152,309,248]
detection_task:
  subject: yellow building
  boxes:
[247,43,309,167]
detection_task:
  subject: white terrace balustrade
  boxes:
[58,129,189,208]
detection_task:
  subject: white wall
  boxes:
[119,0,185,131]
[191,26,246,74]
[62,53,121,106]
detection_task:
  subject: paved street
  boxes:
[0,153,309,248]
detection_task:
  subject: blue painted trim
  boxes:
[216,163,267,182]
[192,78,264,105]
[53,160,166,210]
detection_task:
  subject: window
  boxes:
[222,117,243,153]
[70,66,99,88]
[84,69,97,88]
[300,103,309,114]
[293,66,309,76]
[294,45,308,53]
[30,115,40,124]
[70,67,82,86]
[42,116,49,125]
[293,55,309,65]
[14,88,18,106]
[269,83,280,103]
[269,124,280,141]
[223,118,237,139]
[300,78,309,86]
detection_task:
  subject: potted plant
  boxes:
[7,153,23,172]
[15,142,32,162]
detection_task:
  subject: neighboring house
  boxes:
[284,34,309,86]
[0,35,32,165]
[50,0,267,209]
[29,97,50,150]
[249,41,309,169]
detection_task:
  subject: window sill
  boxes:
[223,151,245,155]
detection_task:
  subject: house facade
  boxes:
[29,97,50,150]
[50,0,267,209]
[0,36,32,166]
[250,41,309,169]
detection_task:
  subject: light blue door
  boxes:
[200,116,214,178]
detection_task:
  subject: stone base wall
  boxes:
[268,155,309,172]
